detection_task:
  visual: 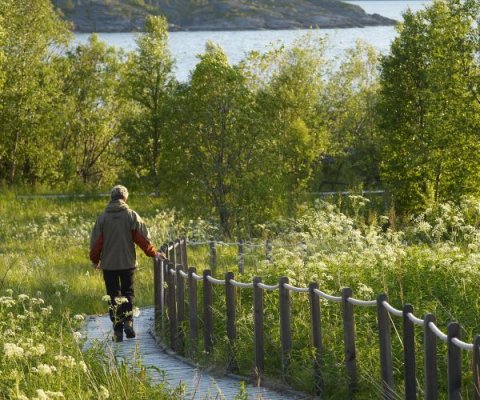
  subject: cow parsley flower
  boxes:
[101,295,111,302]
[98,385,109,399]
[4,343,24,358]
[114,296,128,305]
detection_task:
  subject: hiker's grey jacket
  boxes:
[90,200,156,270]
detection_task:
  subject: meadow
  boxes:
[2,193,480,399]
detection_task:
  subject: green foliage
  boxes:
[120,16,177,188]
[58,34,124,186]
[0,0,71,185]
[378,0,480,213]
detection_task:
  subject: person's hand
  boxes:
[155,252,166,261]
[91,262,100,270]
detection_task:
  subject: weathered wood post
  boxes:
[181,236,188,271]
[473,335,480,400]
[225,271,237,372]
[402,304,416,400]
[175,239,182,267]
[167,262,177,351]
[209,241,216,275]
[279,276,292,383]
[238,240,244,274]
[253,276,264,382]
[447,322,461,400]
[153,258,161,321]
[188,267,198,358]
[424,314,438,400]
[203,269,213,353]
[342,287,357,392]
[309,282,323,395]
[176,265,185,356]
[377,294,394,400]
[265,239,272,263]
[168,241,175,265]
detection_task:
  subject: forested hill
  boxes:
[52,0,396,32]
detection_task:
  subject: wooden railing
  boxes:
[153,238,480,399]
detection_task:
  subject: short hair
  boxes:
[111,185,129,201]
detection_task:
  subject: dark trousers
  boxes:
[103,269,135,329]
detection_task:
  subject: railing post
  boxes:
[447,322,461,400]
[203,269,213,353]
[265,239,272,262]
[309,282,323,396]
[153,258,161,322]
[176,265,185,356]
[168,241,175,265]
[238,240,244,274]
[402,304,416,400]
[181,236,188,271]
[342,287,357,392]
[473,335,480,400]
[209,241,216,275]
[253,276,264,382]
[377,294,394,400]
[188,267,198,358]
[279,276,292,383]
[167,262,177,351]
[424,314,438,400]
[225,271,237,372]
[175,239,182,268]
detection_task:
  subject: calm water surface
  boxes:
[74,1,430,81]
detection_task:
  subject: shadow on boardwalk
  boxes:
[85,307,308,400]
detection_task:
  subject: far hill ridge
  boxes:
[52,0,396,32]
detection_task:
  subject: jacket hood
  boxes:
[105,199,130,213]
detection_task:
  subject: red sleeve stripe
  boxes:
[90,234,104,264]
[132,230,156,257]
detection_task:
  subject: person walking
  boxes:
[90,185,165,342]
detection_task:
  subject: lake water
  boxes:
[74,1,430,81]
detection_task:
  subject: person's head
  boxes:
[110,185,129,202]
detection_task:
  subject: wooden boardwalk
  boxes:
[85,307,308,399]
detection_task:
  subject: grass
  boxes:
[2,193,480,398]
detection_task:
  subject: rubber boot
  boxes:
[112,322,124,342]
[124,320,136,339]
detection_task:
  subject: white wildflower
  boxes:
[114,296,129,305]
[31,344,46,356]
[4,343,24,358]
[55,355,76,368]
[3,329,15,337]
[73,314,85,322]
[55,291,61,298]
[18,294,29,302]
[36,364,55,376]
[31,298,45,305]
[5,289,13,296]
[133,307,140,318]
[101,295,111,302]
[72,332,83,342]
[98,385,110,399]
[79,361,88,373]
[16,394,29,400]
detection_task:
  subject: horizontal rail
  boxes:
[348,297,377,307]
[313,288,342,302]
[206,275,225,285]
[283,283,309,293]
[407,312,425,326]
[257,282,280,291]
[178,270,188,278]
[382,300,403,317]
[452,337,474,351]
[192,272,204,281]
[230,279,254,288]
[428,321,448,342]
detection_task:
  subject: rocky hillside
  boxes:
[52,0,396,32]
